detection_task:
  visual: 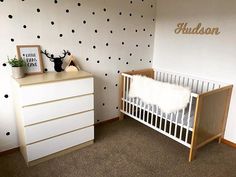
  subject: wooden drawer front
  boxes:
[22,94,94,126]
[20,77,93,106]
[26,126,94,161]
[25,111,94,144]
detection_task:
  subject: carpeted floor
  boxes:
[0,118,236,177]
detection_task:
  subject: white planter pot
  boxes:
[12,67,25,79]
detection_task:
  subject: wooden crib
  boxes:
[119,68,233,161]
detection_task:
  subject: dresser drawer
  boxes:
[25,110,94,144]
[26,126,94,161]
[19,77,93,106]
[22,94,94,126]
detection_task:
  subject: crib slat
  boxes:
[185,95,193,143]
[174,110,179,137]
[169,112,174,135]
[164,113,168,132]
[180,108,185,140]
[151,104,154,125]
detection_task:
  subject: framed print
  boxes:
[16,45,44,74]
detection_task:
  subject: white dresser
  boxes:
[13,71,94,166]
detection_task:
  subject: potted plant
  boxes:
[8,56,26,79]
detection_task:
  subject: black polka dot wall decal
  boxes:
[51,21,54,25]
[153,19,155,21]
[37,35,40,39]
[108,56,111,59]
[129,13,132,16]
[103,8,106,12]
[59,34,63,37]
[0,0,4,2]
[116,106,119,109]
[122,42,124,45]
[97,120,100,122]
[86,58,89,61]
[92,12,95,15]
[117,70,120,73]
[8,15,13,19]
[150,34,153,37]
[93,46,96,49]
[97,60,100,63]
[151,5,153,8]
[78,3,81,6]
[83,20,86,24]
[136,44,139,47]
[130,53,132,56]
[104,87,106,90]
[72,29,75,33]
[135,29,138,32]
[95,29,98,33]
[143,28,146,31]
[119,12,122,15]
[126,62,129,65]
[106,43,109,46]
[148,44,150,47]
[141,15,143,18]
[54,0,58,3]
[4,94,8,98]
[130,1,133,4]
[110,30,113,34]
[118,57,121,60]
[2,63,7,67]
[140,59,143,61]
[44,68,48,72]
[79,41,82,44]
[105,73,108,76]
[66,9,69,13]
[107,19,110,22]
[149,60,152,63]
[102,103,105,106]
[115,84,118,87]
[23,25,27,28]
[6,132,10,136]
[123,28,126,31]
[11,38,14,42]
[37,8,40,12]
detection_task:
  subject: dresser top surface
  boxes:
[14,70,93,86]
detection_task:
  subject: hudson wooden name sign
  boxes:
[175,23,220,35]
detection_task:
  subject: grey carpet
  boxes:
[0,118,235,177]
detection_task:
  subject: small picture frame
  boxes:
[16,45,44,74]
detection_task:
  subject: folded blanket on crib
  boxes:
[129,75,191,114]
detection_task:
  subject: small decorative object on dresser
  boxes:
[16,45,44,75]
[13,70,94,166]
[41,49,70,72]
[8,56,26,79]
[64,55,81,72]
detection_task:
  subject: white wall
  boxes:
[0,0,156,152]
[153,0,236,142]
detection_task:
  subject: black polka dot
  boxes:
[86,58,89,61]
[102,103,105,106]
[79,41,82,44]
[122,42,124,45]
[141,15,143,18]
[135,29,138,32]
[129,13,132,16]
[116,107,119,109]
[140,59,143,61]
[97,60,100,63]
[54,0,58,3]
[2,63,7,67]
[136,44,139,47]
[8,15,13,19]
[95,29,98,33]
[83,20,86,24]
[108,56,111,59]
[115,84,118,87]
[123,28,126,31]
[103,8,106,12]
[0,0,4,2]
[59,34,63,37]
[78,3,81,6]
[44,68,48,72]
[23,25,27,28]
[72,29,75,33]
[107,18,110,22]
[37,35,40,39]
[153,19,155,21]
[106,43,109,46]
[36,8,40,12]
[148,44,150,47]
[117,70,120,74]
[6,132,10,136]
[118,58,121,60]
[105,73,108,76]
[93,46,96,49]
[4,94,8,98]
[110,30,113,34]
[119,12,122,15]
[149,60,152,63]
[150,34,153,37]
[151,5,153,8]
[126,62,129,65]
[130,1,133,4]
[92,12,95,15]
[129,53,132,56]
[143,28,146,31]
[11,38,14,42]
[51,21,54,25]
[104,87,106,90]
[66,9,69,13]
[97,120,100,122]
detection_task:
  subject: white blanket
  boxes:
[129,75,191,114]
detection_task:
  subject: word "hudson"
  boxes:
[175,23,220,35]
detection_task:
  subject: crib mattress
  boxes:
[129,97,196,128]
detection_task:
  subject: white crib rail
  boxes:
[121,73,199,148]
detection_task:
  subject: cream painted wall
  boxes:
[0,0,156,152]
[153,0,236,142]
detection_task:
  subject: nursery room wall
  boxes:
[0,0,156,152]
[153,0,236,143]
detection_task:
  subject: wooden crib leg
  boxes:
[189,147,197,162]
